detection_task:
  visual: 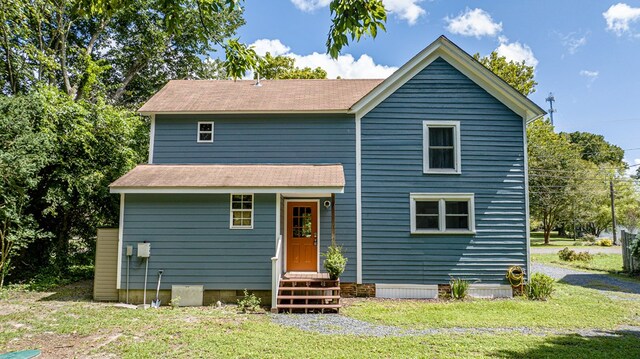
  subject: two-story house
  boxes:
[101,36,545,310]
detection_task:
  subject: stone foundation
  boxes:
[340,283,376,297]
[118,289,272,306]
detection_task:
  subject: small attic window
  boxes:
[197,122,214,143]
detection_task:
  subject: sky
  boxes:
[226,0,640,171]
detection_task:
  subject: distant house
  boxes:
[99,36,545,310]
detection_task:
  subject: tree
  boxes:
[564,131,624,166]
[254,53,327,80]
[473,51,537,96]
[528,120,585,244]
[0,93,52,287]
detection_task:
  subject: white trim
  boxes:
[283,199,321,272]
[229,194,254,229]
[351,36,545,121]
[110,186,344,194]
[116,193,125,290]
[355,114,363,284]
[423,120,461,174]
[139,110,351,116]
[410,193,476,234]
[148,114,155,164]
[275,193,281,241]
[196,121,214,143]
[523,116,531,282]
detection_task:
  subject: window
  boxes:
[410,193,475,234]
[197,122,214,143]
[423,121,461,174]
[230,194,253,229]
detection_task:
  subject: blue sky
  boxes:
[230,1,640,169]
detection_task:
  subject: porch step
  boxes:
[275,274,341,313]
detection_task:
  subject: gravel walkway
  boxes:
[270,314,639,338]
[532,263,640,298]
[531,246,621,254]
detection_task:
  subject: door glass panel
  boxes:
[292,206,313,238]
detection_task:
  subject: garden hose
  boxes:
[506,266,525,287]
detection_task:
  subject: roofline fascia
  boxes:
[138,110,353,116]
[351,36,546,120]
[109,186,345,194]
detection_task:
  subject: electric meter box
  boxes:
[137,243,150,258]
[126,245,133,256]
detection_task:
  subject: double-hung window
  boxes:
[423,121,461,174]
[197,121,214,143]
[230,194,253,229]
[410,193,475,234]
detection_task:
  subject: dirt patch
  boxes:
[3,330,122,359]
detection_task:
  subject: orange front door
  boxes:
[286,202,318,272]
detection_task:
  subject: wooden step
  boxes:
[278,286,341,291]
[280,278,338,283]
[277,304,342,309]
[277,295,340,300]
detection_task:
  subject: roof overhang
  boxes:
[109,164,345,194]
[349,35,546,122]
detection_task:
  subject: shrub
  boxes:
[526,273,554,300]
[582,234,597,243]
[323,243,348,280]
[449,277,469,300]
[595,239,613,247]
[237,289,261,313]
[557,247,592,262]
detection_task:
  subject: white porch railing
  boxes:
[271,235,283,311]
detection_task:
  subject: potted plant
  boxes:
[322,243,348,280]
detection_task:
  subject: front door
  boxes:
[286,201,318,271]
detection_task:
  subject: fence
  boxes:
[621,230,639,273]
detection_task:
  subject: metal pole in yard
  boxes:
[610,180,618,245]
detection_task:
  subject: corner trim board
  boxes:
[148,114,155,164]
[116,193,125,289]
[523,116,532,281]
[355,114,363,284]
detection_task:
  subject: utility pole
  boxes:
[545,92,556,126]
[610,180,618,245]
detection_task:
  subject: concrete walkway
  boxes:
[531,246,621,254]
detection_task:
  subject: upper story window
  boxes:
[410,193,475,234]
[230,194,253,229]
[423,121,461,174]
[197,122,214,143]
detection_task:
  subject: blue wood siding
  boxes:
[146,114,357,282]
[361,57,527,284]
[122,194,276,290]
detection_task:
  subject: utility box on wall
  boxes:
[137,242,150,258]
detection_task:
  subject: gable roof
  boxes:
[138,79,383,115]
[109,164,345,194]
[351,35,546,122]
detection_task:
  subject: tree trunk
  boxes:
[111,59,147,103]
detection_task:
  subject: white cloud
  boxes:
[579,70,599,87]
[290,0,331,12]
[250,39,290,57]
[603,3,640,36]
[625,158,640,177]
[290,0,426,25]
[561,33,588,54]
[384,0,426,25]
[495,38,539,68]
[248,39,397,79]
[445,8,502,38]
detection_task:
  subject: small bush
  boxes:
[322,244,348,280]
[237,289,261,313]
[557,247,592,262]
[595,239,613,247]
[582,234,597,243]
[526,273,554,300]
[449,277,470,300]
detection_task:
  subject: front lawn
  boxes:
[531,231,589,246]
[2,280,640,358]
[531,253,624,274]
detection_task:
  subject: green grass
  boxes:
[2,280,640,358]
[532,253,624,273]
[530,231,591,246]
[341,283,639,330]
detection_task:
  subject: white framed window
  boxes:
[423,121,461,174]
[197,121,214,143]
[410,193,475,234]
[230,194,253,229]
